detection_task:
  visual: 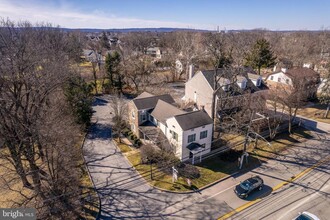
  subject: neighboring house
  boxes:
[175,60,183,74]
[266,67,320,91]
[317,78,329,94]
[129,92,213,163]
[109,37,119,45]
[184,67,266,119]
[128,92,175,136]
[146,47,162,59]
[82,49,103,63]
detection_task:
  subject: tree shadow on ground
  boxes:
[87,123,112,140]
[92,97,108,106]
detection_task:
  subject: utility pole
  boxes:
[239,111,254,170]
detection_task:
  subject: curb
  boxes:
[113,139,261,194]
[217,156,330,220]
[81,119,102,220]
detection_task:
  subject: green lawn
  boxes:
[123,127,313,192]
[117,142,132,153]
[126,149,260,192]
[246,127,313,159]
[298,104,330,124]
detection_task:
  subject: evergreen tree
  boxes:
[65,76,93,128]
[105,51,122,92]
[245,38,276,75]
[100,31,110,49]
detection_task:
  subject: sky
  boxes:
[0,0,329,30]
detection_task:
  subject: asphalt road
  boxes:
[84,95,330,220]
[228,159,330,220]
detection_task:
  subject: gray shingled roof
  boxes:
[237,75,247,83]
[247,73,262,80]
[135,91,154,99]
[133,94,175,110]
[151,100,185,123]
[199,67,262,94]
[174,110,213,131]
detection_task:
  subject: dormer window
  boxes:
[241,81,247,89]
[256,78,261,87]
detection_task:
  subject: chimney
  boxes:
[189,64,195,79]
[200,105,205,112]
[281,68,287,73]
[273,65,277,72]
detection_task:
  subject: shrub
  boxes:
[140,144,159,164]
[156,151,180,174]
[122,128,130,136]
[127,131,133,137]
[177,163,200,179]
[134,139,142,147]
[128,133,135,140]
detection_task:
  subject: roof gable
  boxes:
[132,94,175,110]
[173,110,213,131]
[135,91,154,99]
[151,100,185,123]
[285,67,320,79]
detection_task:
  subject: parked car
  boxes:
[293,211,320,220]
[234,176,263,198]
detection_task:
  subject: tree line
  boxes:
[0,19,92,219]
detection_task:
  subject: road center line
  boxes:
[199,184,236,203]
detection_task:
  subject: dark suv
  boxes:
[234,176,264,199]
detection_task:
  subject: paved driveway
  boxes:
[83,96,229,219]
[84,95,330,219]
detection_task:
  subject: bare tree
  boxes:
[123,55,155,93]
[109,95,128,143]
[87,41,102,95]
[0,19,84,219]
[318,65,330,118]
[272,77,316,133]
[203,32,237,131]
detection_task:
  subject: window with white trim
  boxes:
[187,134,196,143]
[170,130,178,141]
[200,130,208,139]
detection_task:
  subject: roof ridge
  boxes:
[175,110,203,117]
[134,93,170,101]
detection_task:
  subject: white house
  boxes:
[266,67,320,89]
[266,68,293,85]
[175,60,183,74]
[247,73,263,87]
[146,47,162,59]
[129,92,213,163]
[165,111,213,163]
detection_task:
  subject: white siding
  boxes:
[185,71,214,117]
[267,72,292,85]
[181,124,213,161]
[236,78,247,89]
[165,117,184,159]
[159,122,167,135]
[251,77,262,87]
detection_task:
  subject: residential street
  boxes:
[227,159,330,220]
[84,96,330,220]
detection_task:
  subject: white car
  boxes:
[293,211,320,220]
